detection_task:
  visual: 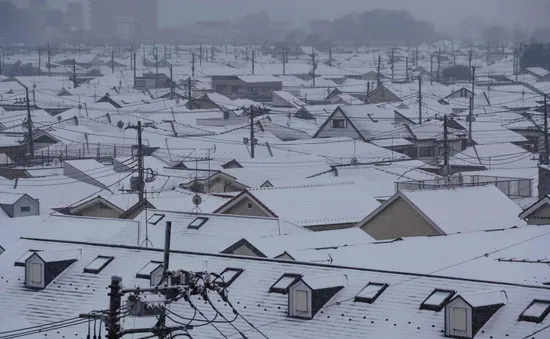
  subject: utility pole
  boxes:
[25,88,34,159]
[158,221,172,339]
[38,45,41,76]
[155,48,159,90]
[125,122,144,202]
[405,57,409,82]
[111,47,115,73]
[312,47,316,86]
[199,45,202,66]
[468,48,472,82]
[188,77,193,110]
[486,42,490,65]
[418,76,422,124]
[130,46,133,71]
[252,50,255,74]
[430,53,434,85]
[0,50,2,75]
[133,52,136,87]
[415,47,419,66]
[544,94,549,165]
[376,55,381,87]
[169,65,173,100]
[164,44,167,63]
[471,66,476,113]
[437,47,441,83]
[234,41,237,60]
[329,45,332,67]
[73,58,77,88]
[391,48,395,80]
[191,52,195,77]
[443,114,449,177]
[47,43,51,76]
[107,276,122,339]
[250,107,256,159]
[282,48,286,75]
[468,96,474,146]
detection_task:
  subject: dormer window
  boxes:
[519,300,550,323]
[84,256,114,274]
[25,252,78,290]
[148,213,165,225]
[354,282,388,304]
[420,289,456,311]
[213,268,244,287]
[288,275,345,320]
[188,217,208,229]
[269,273,302,294]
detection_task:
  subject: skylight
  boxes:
[84,256,115,274]
[136,261,163,279]
[14,250,41,267]
[354,282,388,304]
[148,213,165,225]
[213,268,244,287]
[188,217,208,230]
[420,289,456,311]
[519,300,550,323]
[269,273,302,294]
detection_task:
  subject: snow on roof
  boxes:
[526,67,550,78]
[233,227,373,258]
[0,192,26,205]
[449,142,536,169]
[0,237,548,339]
[461,290,508,308]
[246,179,381,227]
[237,75,281,83]
[302,274,346,290]
[400,185,525,234]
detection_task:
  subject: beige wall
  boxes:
[360,197,441,240]
[74,203,121,218]
[232,244,262,257]
[221,197,271,217]
[526,204,550,225]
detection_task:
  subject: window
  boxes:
[84,256,114,274]
[295,290,309,313]
[15,250,41,267]
[147,213,165,225]
[354,282,388,303]
[30,263,42,284]
[418,146,434,157]
[20,206,31,213]
[519,300,550,323]
[331,118,347,129]
[420,289,456,311]
[188,217,208,230]
[453,307,468,331]
[213,268,244,287]
[136,261,163,279]
[269,274,302,294]
[247,202,253,209]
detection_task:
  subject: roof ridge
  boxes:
[250,180,356,191]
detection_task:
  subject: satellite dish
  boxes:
[57,115,62,122]
[117,120,124,129]
[192,194,202,206]
[77,104,82,110]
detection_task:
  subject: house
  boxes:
[272,90,306,108]
[449,142,537,172]
[213,179,381,231]
[0,193,39,218]
[518,192,550,225]
[364,84,402,104]
[356,185,525,240]
[134,72,172,89]
[0,236,549,339]
[211,75,282,101]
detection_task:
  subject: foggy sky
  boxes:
[12,0,550,30]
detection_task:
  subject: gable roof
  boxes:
[519,195,550,220]
[358,185,525,235]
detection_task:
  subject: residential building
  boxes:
[0,193,39,218]
[211,75,282,101]
[356,185,525,240]
[134,72,172,90]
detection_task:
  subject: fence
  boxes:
[396,174,533,198]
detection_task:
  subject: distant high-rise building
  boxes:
[67,2,84,31]
[29,0,48,9]
[89,0,158,42]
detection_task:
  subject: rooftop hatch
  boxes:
[519,300,550,323]
[269,273,302,294]
[188,217,209,230]
[213,267,244,287]
[148,213,165,225]
[420,289,456,311]
[136,260,163,279]
[83,256,115,274]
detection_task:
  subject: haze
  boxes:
[11,0,550,30]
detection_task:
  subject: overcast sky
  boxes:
[12,0,550,29]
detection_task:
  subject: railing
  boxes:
[396,175,533,198]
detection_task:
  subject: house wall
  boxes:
[13,195,39,217]
[221,197,271,217]
[315,110,362,140]
[231,244,261,257]
[73,203,121,218]
[360,197,441,240]
[445,298,473,338]
[288,280,312,319]
[526,204,550,225]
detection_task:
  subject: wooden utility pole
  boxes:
[405,57,409,82]
[418,77,422,124]
[468,48,472,82]
[169,65,173,100]
[199,45,202,66]
[312,47,316,86]
[376,55,381,87]
[47,43,51,76]
[133,52,136,87]
[415,47,419,66]
[111,47,115,73]
[468,96,474,146]
[250,107,256,159]
[25,88,34,159]
[73,59,77,88]
[391,48,395,80]
[544,94,549,165]
[192,52,195,78]
[430,54,434,85]
[437,47,441,83]
[443,114,449,176]
[252,50,255,74]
